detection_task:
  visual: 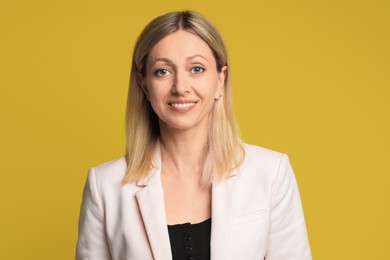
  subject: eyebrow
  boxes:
[186,54,208,62]
[151,54,208,66]
[152,58,174,66]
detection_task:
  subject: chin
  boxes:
[166,123,198,132]
[159,118,208,133]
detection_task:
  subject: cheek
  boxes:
[200,77,219,98]
[148,91,165,108]
[146,80,167,99]
[146,84,169,114]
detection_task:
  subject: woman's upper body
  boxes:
[76,144,311,260]
[76,10,311,260]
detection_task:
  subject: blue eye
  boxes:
[191,66,204,74]
[156,69,170,76]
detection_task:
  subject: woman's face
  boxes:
[141,30,226,133]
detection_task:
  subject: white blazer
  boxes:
[76,144,312,259]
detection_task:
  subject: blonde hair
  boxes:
[123,10,244,186]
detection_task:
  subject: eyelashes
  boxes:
[154,66,206,77]
[191,66,204,74]
[155,68,171,76]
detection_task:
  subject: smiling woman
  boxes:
[76,10,312,260]
[140,30,226,134]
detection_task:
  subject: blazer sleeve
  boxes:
[265,155,312,260]
[76,168,112,260]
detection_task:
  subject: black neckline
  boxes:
[167,218,211,229]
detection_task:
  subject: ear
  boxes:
[215,65,227,100]
[137,72,149,100]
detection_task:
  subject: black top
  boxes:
[167,218,211,260]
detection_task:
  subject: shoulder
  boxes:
[93,156,127,176]
[243,143,287,168]
[89,156,127,189]
[235,144,298,211]
[239,143,290,182]
[243,143,284,160]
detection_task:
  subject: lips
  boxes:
[169,102,197,108]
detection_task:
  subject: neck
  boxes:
[159,124,209,178]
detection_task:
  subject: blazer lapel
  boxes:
[210,170,240,260]
[135,150,172,260]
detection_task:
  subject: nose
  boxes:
[172,69,190,95]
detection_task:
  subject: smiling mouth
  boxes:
[168,102,197,108]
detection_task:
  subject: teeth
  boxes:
[170,102,195,108]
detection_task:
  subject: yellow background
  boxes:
[1,0,389,259]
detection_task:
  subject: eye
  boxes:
[155,69,171,76]
[191,66,205,74]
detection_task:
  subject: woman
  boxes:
[76,10,312,260]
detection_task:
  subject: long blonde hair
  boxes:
[123,10,244,186]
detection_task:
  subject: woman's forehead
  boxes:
[147,30,215,65]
